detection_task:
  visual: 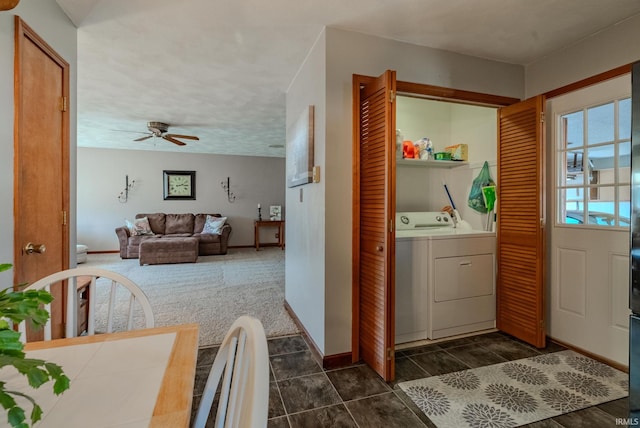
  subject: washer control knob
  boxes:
[436,216,441,222]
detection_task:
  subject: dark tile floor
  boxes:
[191,331,629,427]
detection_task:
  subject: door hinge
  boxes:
[540,111,545,123]
[60,96,67,112]
[62,210,67,226]
[389,90,395,103]
[389,218,394,233]
[387,347,393,360]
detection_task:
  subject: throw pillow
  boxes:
[125,217,154,236]
[202,215,227,235]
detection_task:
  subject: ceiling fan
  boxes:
[133,121,199,146]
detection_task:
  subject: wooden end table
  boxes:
[254,220,285,250]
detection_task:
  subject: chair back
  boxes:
[193,315,269,428]
[18,267,154,342]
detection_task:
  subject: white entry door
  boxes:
[548,75,631,365]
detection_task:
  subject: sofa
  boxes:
[115,213,231,259]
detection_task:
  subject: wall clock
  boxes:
[163,170,196,200]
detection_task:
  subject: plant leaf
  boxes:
[7,406,26,428]
[0,388,17,411]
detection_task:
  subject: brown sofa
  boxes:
[115,213,231,259]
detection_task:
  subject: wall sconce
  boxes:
[220,177,236,202]
[117,175,135,203]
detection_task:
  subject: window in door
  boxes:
[557,97,631,227]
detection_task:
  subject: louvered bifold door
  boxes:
[496,96,546,348]
[357,70,396,380]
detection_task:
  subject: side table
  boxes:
[254,220,285,250]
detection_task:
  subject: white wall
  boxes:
[526,14,640,97]
[285,30,327,352]
[78,148,285,250]
[318,28,523,356]
[0,0,77,287]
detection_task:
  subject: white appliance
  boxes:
[395,211,496,344]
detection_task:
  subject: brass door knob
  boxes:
[24,243,46,254]
[376,245,383,252]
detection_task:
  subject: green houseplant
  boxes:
[0,263,70,428]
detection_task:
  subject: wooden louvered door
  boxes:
[496,95,546,348]
[353,70,396,380]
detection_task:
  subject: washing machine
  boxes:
[395,211,496,344]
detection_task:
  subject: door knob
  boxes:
[24,243,46,254]
[376,245,383,252]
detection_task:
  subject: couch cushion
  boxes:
[137,213,166,234]
[194,233,221,243]
[202,215,227,234]
[125,217,154,236]
[164,233,193,238]
[165,214,195,234]
[194,213,222,233]
[128,235,159,246]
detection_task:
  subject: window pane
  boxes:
[589,144,615,185]
[588,102,614,145]
[621,141,631,169]
[562,111,583,149]
[620,185,631,226]
[586,189,616,226]
[565,150,585,186]
[619,98,631,140]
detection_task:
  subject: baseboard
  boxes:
[283,300,353,370]
[87,250,119,254]
[547,336,628,373]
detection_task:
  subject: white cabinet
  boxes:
[428,236,496,339]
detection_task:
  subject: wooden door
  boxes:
[14,17,70,339]
[352,70,396,380]
[496,96,546,348]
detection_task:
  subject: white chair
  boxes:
[18,267,154,342]
[193,315,269,428]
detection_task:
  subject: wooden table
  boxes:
[254,219,285,250]
[9,324,199,428]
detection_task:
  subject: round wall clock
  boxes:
[163,170,196,200]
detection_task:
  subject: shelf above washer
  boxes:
[397,159,468,168]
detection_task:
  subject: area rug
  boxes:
[83,248,300,347]
[398,350,628,428]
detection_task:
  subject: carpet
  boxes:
[398,350,628,428]
[83,248,300,347]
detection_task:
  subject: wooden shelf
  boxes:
[397,159,468,168]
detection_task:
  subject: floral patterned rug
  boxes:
[398,350,628,428]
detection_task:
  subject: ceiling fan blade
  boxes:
[166,133,199,141]
[163,135,187,146]
[134,135,153,142]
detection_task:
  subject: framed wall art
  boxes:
[163,170,196,200]
[286,105,314,188]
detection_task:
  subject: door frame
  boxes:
[351,76,518,365]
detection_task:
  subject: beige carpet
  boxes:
[84,248,299,346]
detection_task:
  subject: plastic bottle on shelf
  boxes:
[396,129,403,159]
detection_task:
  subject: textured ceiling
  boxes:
[56,0,640,158]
